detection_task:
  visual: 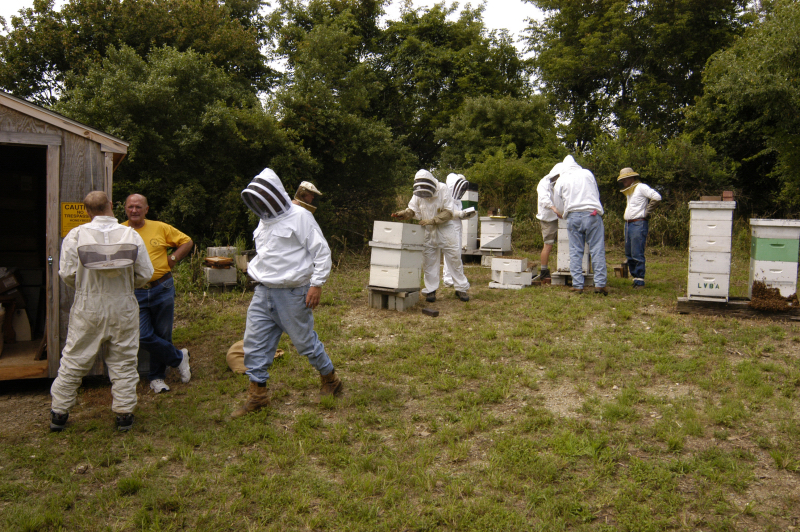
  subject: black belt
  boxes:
[140,271,172,290]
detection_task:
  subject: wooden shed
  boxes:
[0,90,129,380]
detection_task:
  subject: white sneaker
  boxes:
[177,348,191,383]
[150,379,170,393]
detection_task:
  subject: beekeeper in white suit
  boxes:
[232,168,342,419]
[50,191,153,432]
[392,170,470,302]
[442,173,475,288]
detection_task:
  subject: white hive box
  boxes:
[688,235,732,253]
[462,216,478,235]
[368,266,420,290]
[372,221,425,246]
[480,234,511,251]
[747,219,800,298]
[491,257,528,273]
[687,201,735,301]
[370,247,423,269]
[204,266,237,285]
[555,219,590,272]
[462,190,479,203]
[491,270,532,285]
[462,232,479,252]
[207,246,237,257]
[480,218,513,235]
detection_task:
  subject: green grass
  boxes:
[2,243,800,531]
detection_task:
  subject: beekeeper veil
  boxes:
[413,170,438,198]
[242,168,293,219]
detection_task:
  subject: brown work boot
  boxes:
[320,370,343,397]
[570,287,584,294]
[230,381,270,419]
[594,286,609,296]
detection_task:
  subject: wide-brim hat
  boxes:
[298,181,323,196]
[617,167,639,181]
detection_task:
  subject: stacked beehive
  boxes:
[368,221,424,311]
[748,219,800,298]
[489,257,531,290]
[479,217,512,252]
[552,218,592,286]
[204,246,237,286]
[461,188,479,252]
[687,201,735,301]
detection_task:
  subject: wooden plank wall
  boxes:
[1,104,108,374]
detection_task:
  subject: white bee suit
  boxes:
[406,172,470,295]
[442,173,469,287]
[51,216,154,415]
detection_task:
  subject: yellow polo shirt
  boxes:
[122,220,191,282]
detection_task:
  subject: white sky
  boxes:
[2,0,543,53]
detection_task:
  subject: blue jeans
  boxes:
[243,284,334,384]
[625,220,648,286]
[135,278,183,380]
[567,211,608,289]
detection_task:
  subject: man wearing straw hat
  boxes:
[617,167,661,288]
[50,191,154,432]
[292,181,323,214]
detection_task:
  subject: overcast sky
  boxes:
[2,0,543,53]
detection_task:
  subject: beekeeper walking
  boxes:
[50,191,154,432]
[232,168,342,419]
[392,170,470,302]
[442,173,475,288]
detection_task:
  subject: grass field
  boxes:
[2,243,799,531]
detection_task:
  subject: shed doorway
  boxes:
[0,144,50,377]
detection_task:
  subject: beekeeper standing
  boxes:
[392,170,470,302]
[551,155,609,295]
[617,167,661,288]
[534,162,564,281]
[50,191,154,432]
[442,173,475,288]
[232,168,342,419]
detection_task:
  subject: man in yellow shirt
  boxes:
[124,194,194,393]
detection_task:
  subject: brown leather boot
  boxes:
[230,381,270,419]
[320,370,343,397]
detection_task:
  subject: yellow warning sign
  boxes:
[61,203,91,237]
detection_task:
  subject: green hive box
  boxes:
[750,237,800,263]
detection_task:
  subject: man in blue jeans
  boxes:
[617,167,661,288]
[232,168,342,419]
[124,194,194,393]
[551,155,609,295]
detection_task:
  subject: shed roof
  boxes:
[0,91,129,162]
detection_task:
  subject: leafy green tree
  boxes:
[376,2,530,167]
[0,0,271,105]
[686,0,800,214]
[436,95,560,170]
[268,0,416,242]
[525,0,749,150]
[54,45,313,240]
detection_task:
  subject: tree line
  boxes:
[1,0,797,247]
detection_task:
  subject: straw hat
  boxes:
[298,181,323,196]
[617,168,639,181]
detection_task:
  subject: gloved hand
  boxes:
[391,208,414,220]
[419,219,434,226]
[458,209,477,219]
[645,200,659,219]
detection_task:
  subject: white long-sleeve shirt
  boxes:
[623,183,661,220]
[536,176,558,222]
[248,205,332,287]
[553,156,603,217]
